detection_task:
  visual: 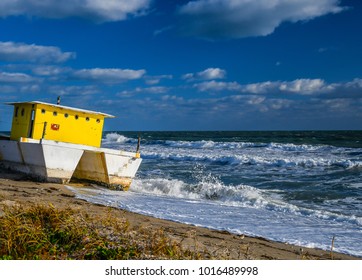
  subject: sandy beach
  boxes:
[0,169,360,260]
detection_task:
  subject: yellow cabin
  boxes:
[7,101,114,148]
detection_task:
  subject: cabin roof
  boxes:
[6,101,115,118]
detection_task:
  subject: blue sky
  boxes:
[0,0,362,131]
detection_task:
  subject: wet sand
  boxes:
[0,169,360,260]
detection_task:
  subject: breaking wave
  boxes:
[130,176,362,226]
[103,132,130,143]
[141,151,361,169]
[154,139,329,152]
[103,132,137,145]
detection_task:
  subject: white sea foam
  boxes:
[348,183,362,189]
[266,142,327,152]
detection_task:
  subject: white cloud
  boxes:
[32,65,71,76]
[0,41,75,63]
[0,72,36,83]
[344,78,362,89]
[161,95,184,102]
[47,85,100,96]
[279,79,331,93]
[145,75,173,85]
[268,98,292,110]
[247,96,266,105]
[154,25,174,36]
[242,79,332,94]
[178,0,345,39]
[183,68,226,81]
[20,84,41,93]
[141,86,169,94]
[193,78,341,95]
[119,86,169,96]
[194,80,242,92]
[0,0,151,22]
[242,81,277,94]
[73,68,146,84]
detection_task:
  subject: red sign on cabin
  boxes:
[51,123,60,131]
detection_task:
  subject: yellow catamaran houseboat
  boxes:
[0,101,142,190]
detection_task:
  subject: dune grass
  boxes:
[0,203,202,260]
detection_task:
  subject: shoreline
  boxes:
[0,170,360,260]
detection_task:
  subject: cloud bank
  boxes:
[195,81,242,92]
[178,0,345,39]
[241,79,332,94]
[73,68,146,84]
[193,78,362,97]
[0,0,151,22]
[0,72,36,83]
[0,41,75,63]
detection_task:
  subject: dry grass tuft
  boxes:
[0,203,201,260]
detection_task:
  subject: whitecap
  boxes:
[103,132,131,143]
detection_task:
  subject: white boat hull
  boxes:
[0,138,142,190]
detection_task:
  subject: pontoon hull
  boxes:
[0,138,141,190]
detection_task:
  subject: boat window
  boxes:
[21,108,25,117]
[75,115,79,120]
[41,109,46,114]
[64,113,69,118]
[53,111,58,116]
[15,107,19,117]
[86,117,90,121]
[96,119,100,123]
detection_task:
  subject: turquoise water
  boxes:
[73,131,362,256]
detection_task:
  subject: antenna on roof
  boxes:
[57,96,61,105]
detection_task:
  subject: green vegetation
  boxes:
[0,203,201,260]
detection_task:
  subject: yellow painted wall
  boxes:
[10,103,34,140]
[10,103,106,148]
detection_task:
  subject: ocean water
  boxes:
[69,131,362,257]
